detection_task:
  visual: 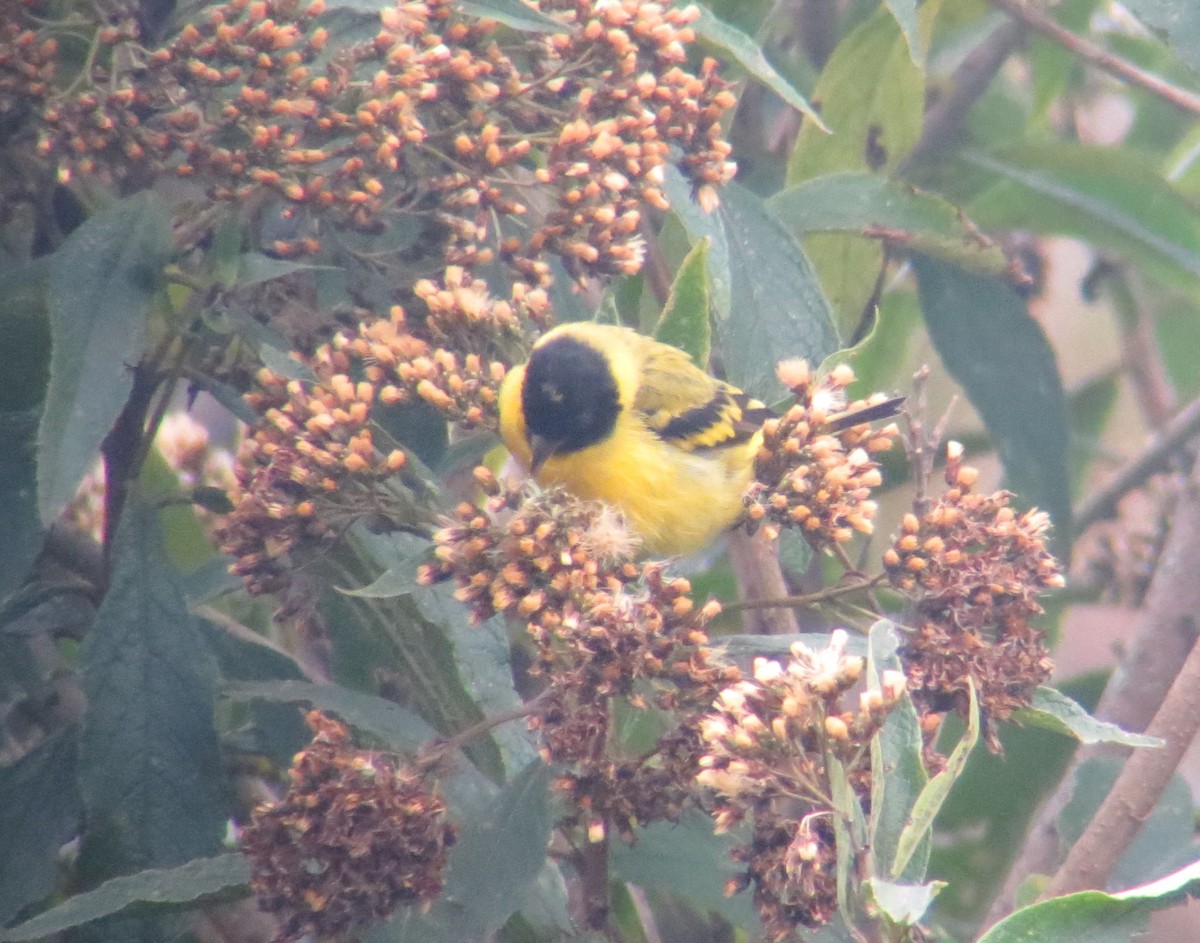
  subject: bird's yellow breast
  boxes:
[499,363,757,555]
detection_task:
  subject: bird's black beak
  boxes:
[529,434,558,474]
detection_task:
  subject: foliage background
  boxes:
[4,0,1200,941]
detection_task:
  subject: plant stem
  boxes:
[1074,393,1200,533]
[724,574,886,612]
[1044,630,1200,897]
[986,450,1200,922]
[727,530,801,634]
[902,19,1025,170]
[989,0,1200,118]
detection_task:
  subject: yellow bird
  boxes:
[498,323,773,556]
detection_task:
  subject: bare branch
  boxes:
[989,0,1200,118]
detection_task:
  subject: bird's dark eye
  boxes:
[522,335,620,454]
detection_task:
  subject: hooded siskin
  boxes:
[498,323,772,556]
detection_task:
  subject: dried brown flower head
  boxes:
[36,0,736,281]
[422,472,733,837]
[217,269,535,596]
[697,631,905,939]
[241,711,455,942]
[745,360,899,551]
[885,442,1063,747]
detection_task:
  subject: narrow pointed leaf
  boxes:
[885,0,924,66]
[892,679,979,877]
[912,254,1073,556]
[868,621,928,882]
[0,855,251,942]
[80,496,225,873]
[715,182,839,400]
[458,0,561,32]
[966,144,1200,285]
[692,7,825,129]
[654,237,712,365]
[38,193,171,523]
[223,679,438,752]
[1016,688,1163,748]
[976,859,1200,943]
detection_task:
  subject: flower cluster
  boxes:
[217,268,538,595]
[885,443,1063,747]
[215,340,405,595]
[508,0,737,281]
[697,631,906,939]
[36,0,735,280]
[241,711,455,942]
[338,267,540,427]
[745,360,899,550]
[1,16,56,125]
[421,471,734,838]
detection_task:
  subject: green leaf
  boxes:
[892,678,979,877]
[912,254,1073,557]
[966,143,1200,285]
[323,530,503,780]
[234,251,334,288]
[0,855,251,943]
[197,614,308,683]
[925,681,1088,938]
[1015,688,1163,748]
[662,167,732,322]
[784,1,939,331]
[611,813,760,931]
[654,237,712,366]
[416,585,538,771]
[0,257,51,412]
[768,172,1011,278]
[223,679,438,752]
[0,731,80,927]
[373,760,554,943]
[975,859,1200,943]
[867,621,928,882]
[691,7,825,129]
[714,182,840,400]
[79,495,225,873]
[1121,0,1200,78]
[458,0,562,32]
[0,409,42,599]
[787,1,940,183]
[884,0,924,66]
[829,755,863,925]
[339,564,418,598]
[38,192,172,524]
[866,878,944,927]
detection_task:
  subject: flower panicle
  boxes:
[744,360,899,551]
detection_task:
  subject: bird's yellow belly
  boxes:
[536,417,756,556]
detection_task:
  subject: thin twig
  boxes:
[989,0,1200,118]
[1044,631,1200,897]
[723,574,887,612]
[905,366,935,516]
[428,691,547,761]
[902,19,1026,171]
[1074,392,1200,533]
[832,543,882,613]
